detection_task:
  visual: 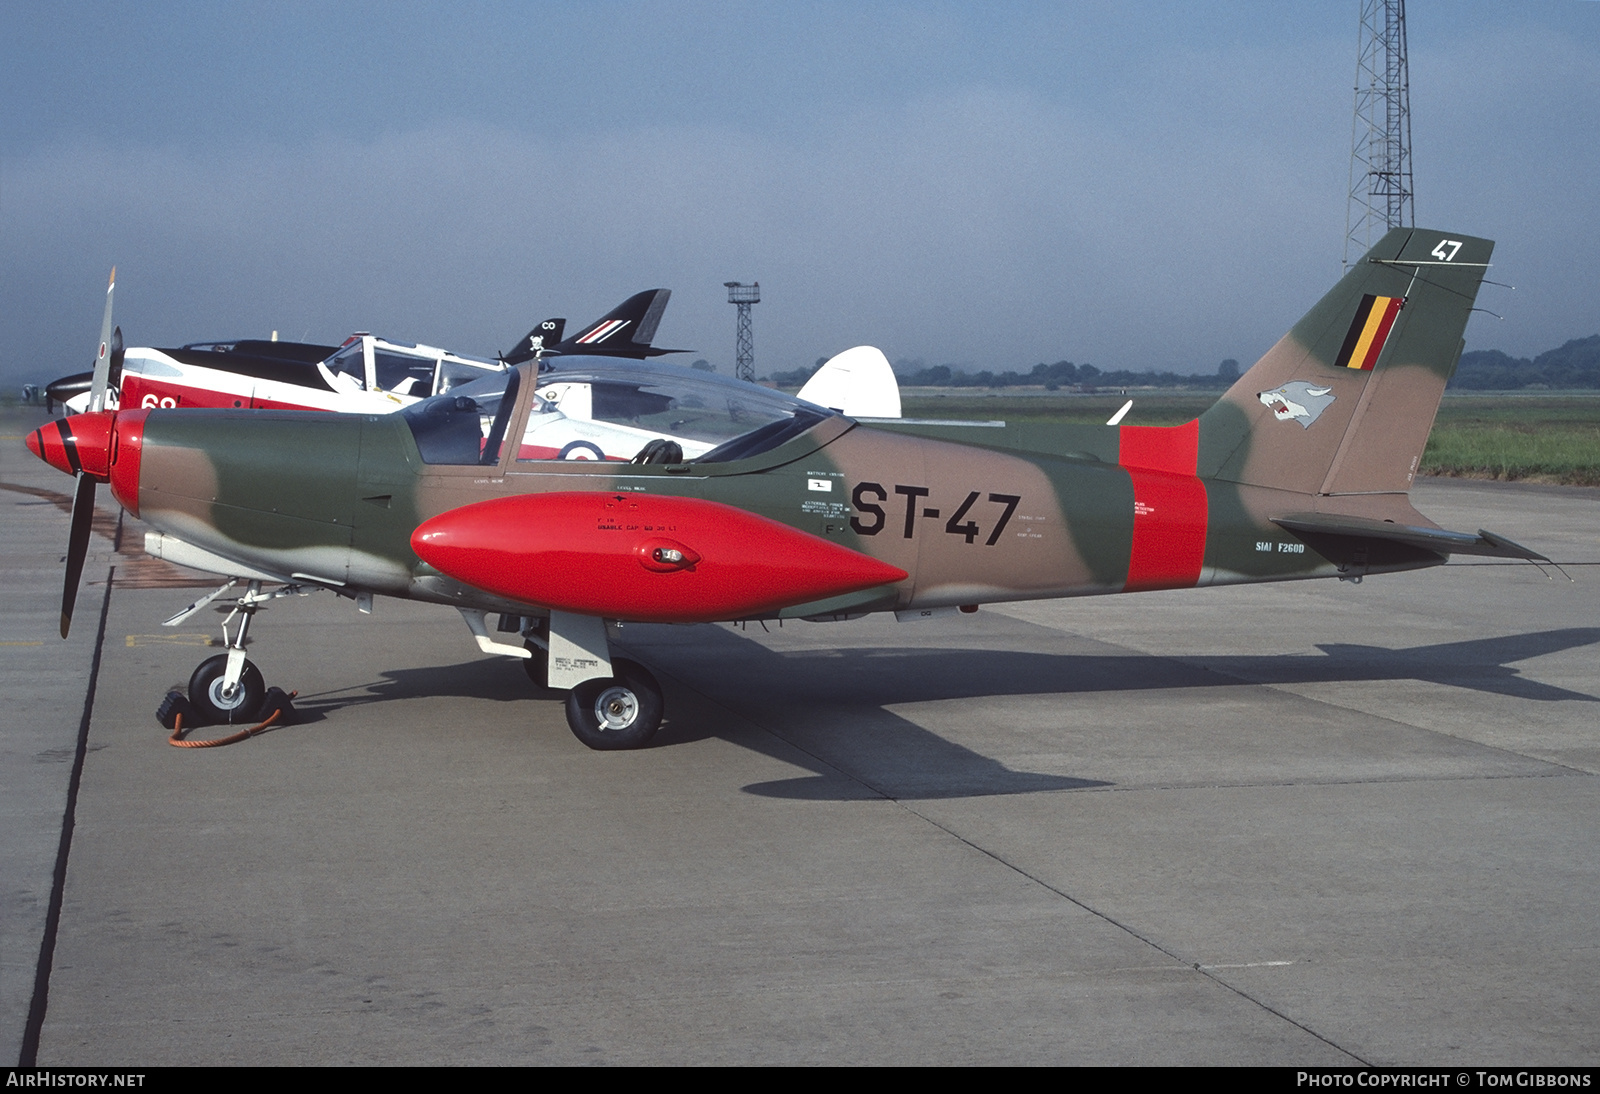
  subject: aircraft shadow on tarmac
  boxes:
[632,623,1600,801]
[666,624,1600,707]
[292,623,1599,803]
[290,650,1110,801]
[294,657,542,712]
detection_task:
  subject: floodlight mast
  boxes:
[1344,0,1414,270]
[725,281,759,382]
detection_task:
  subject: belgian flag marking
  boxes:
[1334,294,1404,371]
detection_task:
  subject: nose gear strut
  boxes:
[155,579,313,729]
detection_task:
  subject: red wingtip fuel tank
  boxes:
[25,410,149,515]
[412,492,909,623]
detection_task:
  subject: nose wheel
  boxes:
[188,654,266,724]
[564,659,663,750]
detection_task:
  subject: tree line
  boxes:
[763,334,1600,392]
[768,357,1242,391]
[1448,336,1600,390]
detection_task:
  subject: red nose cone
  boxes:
[26,412,115,480]
[413,492,908,623]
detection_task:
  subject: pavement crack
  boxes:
[659,660,1370,1065]
[20,565,115,1067]
[893,798,1372,1066]
[1086,768,1592,795]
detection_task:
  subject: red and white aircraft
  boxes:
[46,289,692,415]
[47,282,902,465]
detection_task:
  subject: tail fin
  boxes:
[554,288,679,358]
[502,318,566,365]
[1197,228,1491,496]
[798,346,903,418]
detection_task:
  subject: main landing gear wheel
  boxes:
[565,659,663,751]
[188,654,266,725]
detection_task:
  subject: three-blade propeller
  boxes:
[61,268,116,638]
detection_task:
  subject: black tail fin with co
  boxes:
[502,318,566,365]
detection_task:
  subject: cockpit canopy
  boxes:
[400,357,840,466]
[322,334,501,399]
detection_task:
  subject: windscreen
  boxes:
[373,349,437,396]
[402,360,838,467]
[324,341,366,389]
[522,358,837,464]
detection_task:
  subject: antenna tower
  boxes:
[725,281,759,382]
[1344,0,1413,269]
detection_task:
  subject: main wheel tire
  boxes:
[187,654,267,725]
[564,659,663,751]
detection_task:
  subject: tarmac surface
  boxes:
[4,403,1599,1065]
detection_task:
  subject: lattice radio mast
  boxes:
[1345,0,1414,270]
[725,281,759,382]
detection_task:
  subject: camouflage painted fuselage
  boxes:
[43,227,1508,628]
[124,400,1436,626]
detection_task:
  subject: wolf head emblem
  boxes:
[1258,381,1335,428]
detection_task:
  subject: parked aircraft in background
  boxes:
[32,229,1537,752]
[46,289,679,416]
[44,284,903,466]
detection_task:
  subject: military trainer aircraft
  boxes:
[28,228,1546,750]
[45,288,680,416]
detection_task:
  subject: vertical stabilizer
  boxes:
[558,289,673,357]
[1197,228,1491,496]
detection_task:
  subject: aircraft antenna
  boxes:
[1344,0,1414,271]
[725,281,760,382]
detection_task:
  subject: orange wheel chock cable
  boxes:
[167,693,296,748]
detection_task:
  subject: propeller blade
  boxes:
[109,325,125,392]
[61,472,97,638]
[88,267,116,412]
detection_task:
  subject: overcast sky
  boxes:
[2,1,1596,385]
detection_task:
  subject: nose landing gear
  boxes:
[158,579,308,728]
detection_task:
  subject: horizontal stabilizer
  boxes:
[1271,513,1549,561]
